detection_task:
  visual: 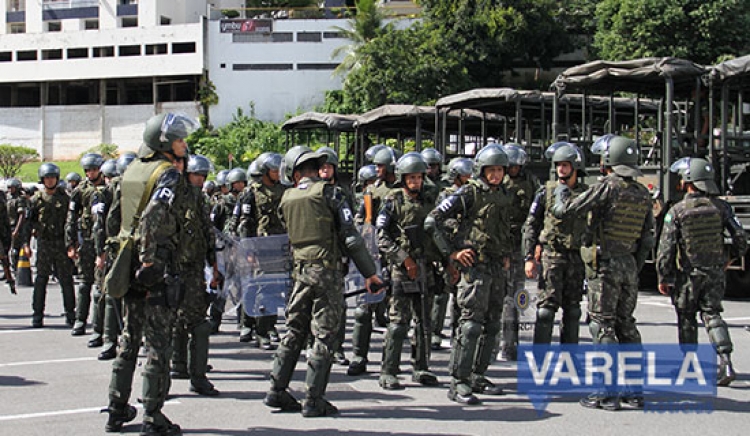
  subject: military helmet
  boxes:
[226,168,247,185]
[116,152,137,175]
[670,157,719,194]
[203,180,216,194]
[372,147,401,174]
[187,154,212,176]
[474,143,508,177]
[142,112,198,152]
[447,158,474,180]
[80,153,104,170]
[421,147,443,165]
[281,145,326,184]
[364,144,388,164]
[6,178,22,190]
[593,135,641,177]
[248,159,262,178]
[545,142,586,172]
[258,152,282,175]
[317,146,339,166]
[100,159,119,178]
[65,172,82,183]
[502,143,528,167]
[395,152,428,179]
[38,162,61,181]
[215,169,230,187]
[358,164,378,183]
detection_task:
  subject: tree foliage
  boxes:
[188,105,285,170]
[593,0,750,64]
[331,0,392,77]
[83,143,119,160]
[0,145,39,178]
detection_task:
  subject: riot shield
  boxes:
[213,230,243,313]
[239,234,293,317]
[344,223,385,306]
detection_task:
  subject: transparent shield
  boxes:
[344,223,385,306]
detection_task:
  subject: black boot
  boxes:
[717,353,736,387]
[102,403,137,433]
[140,412,181,435]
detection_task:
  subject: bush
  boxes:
[83,143,119,160]
[0,144,39,178]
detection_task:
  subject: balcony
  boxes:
[42,0,98,20]
[6,0,24,22]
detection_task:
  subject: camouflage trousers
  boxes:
[450,260,507,385]
[109,293,175,415]
[172,266,213,378]
[586,253,641,344]
[671,266,733,354]
[501,250,525,352]
[75,238,98,323]
[32,238,75,322]
[271,261,343,399]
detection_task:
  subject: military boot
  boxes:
[264,389,302,412]
[170,324,189,379]
[579,392,621,411]
[140,412,181,436]
[470,374,504,395]
[379,373,402,390]
[348,306,372,376]
[188,321,219,396]
[412,370,438,386]
[380,323,407,389]
[71,320,86,336]
[303,352,336,417]
[447,379,480,405]
[302,397,339,418]
[102,403,137,433]
[31,313,43,328]
[717,353,736,387]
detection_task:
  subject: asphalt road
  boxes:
[0,278,748,436]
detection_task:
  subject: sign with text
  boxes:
[220,19,273,34]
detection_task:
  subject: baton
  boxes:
[343,280,390,298]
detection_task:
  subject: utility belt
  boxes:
[293,257,339,271]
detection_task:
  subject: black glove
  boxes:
[136,264,163,287]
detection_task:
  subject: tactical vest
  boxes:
[119,159,172,239]
[677,195,724,267]
[389,189,430,259]
[282,179,339,263]
[178,184,209,265]
[78,178,106,237]
[6,194,26,228]
[601,179,650,254]
[463,179,510,260]
[33,188,69,240]
[540,181,588,251]
[254,182,286,236]
[366,179,395,225]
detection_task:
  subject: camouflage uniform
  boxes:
[171,178,219,395]
[428,177,512,402]
[502,170,539,355]
[553,172,654,344]
[66,176,106,332]
[377,187,438,388]
[7,188,28,271]
[269,175,377,414]
[26,186,76,326]
[657,192,746,356]
[107,157,183,428]
[524,180,588,344]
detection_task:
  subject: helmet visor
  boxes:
[669,157,691,174]
[160,113,199,143]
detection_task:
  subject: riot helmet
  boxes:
[38,162,61,183]
[116,152,137,175]
[473,143,508,178]
[503,143,528,167]
[421,148,443,165]
[248,159,262,178]
[364,144,388,164]
[226,168,247,184]
[317,147,339,167]
[142,112,198,152]
[6,178,22,192]
[80,153,104,170]
[593,135,641,177]
[358,164,378,183]
[545,142,586,179]
[281,145,326,185]
[100,159,119,178]
[395,152,428,179]
[447,158,473,181]
[65,172,82,183]
[372,147,400,174]
[258,152,283,176]
[669,157,719,195]
[187,154,212,176]
[215,169,230,187]
[203,180,216,195]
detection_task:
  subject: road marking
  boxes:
[0,400,181,422]
[0,357,96,368]
[724,317,750,322]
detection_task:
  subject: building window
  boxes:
[297,63,339,71]
[145,43,167,55]
[7,0,25,12]
[93,46,114,57]
[172,42,196,54]
[232,64,293,71]
[119,45,140,56]
[16,50,37,61]
[17,85,41,107]
[297,32,322,42]
[85,19,99,30]
[42,49,63,60]
[121,17,137,27]
[47,21,61,32]
[67,47,88,59]
[323,31,344,39]
[0,52,12,62]
[160,16,171,25]
[10,23,26,33]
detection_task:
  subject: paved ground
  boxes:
[0,278,749,436]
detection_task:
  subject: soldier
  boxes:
[170,154,221,396]
[432,158,473,347]
[355,164,378,200]
[102,113,196,435]
[209,169,232,233]
[377,152,439,390]
[6,178,27,274]
[65,172,82,194]
[551,135,655,410]
[203,180,216,199]
[263,145,382,417]
[231,153,285,350]
[0,182,13,294]
[657,157,747,387]
[348,145,400,376]
[207,169,230,334]
[66,152,107,336]
[426,144,512,405]
[524,143,587,345]
[91,152,136,360]
[25,163,76,328]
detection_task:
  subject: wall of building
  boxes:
[0,101,200,160]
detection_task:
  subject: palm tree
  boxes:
[331,0,392,77]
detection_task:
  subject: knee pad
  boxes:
[484,320,501,337]
[562,306,582,322]
[703,313,726,330]
[354,305,372,323]
[193,320,212,338]
[388,323,409,342]
[536,307,556,323]
[460,320,483,340]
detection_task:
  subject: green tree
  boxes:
[330,0,392,77]
[593,0,750,64]
[245,0,317,17]
[83,143,118,160]
[0,145,38,178]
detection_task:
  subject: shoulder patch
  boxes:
[664,213,672,224]
[298,183,308,190]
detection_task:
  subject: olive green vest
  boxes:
[388,189,430,259]
[540,181,589,251]
[678,195,724,267]
[119,159,172,239]
[178,184,209,265]
[78,178,106,237]
[254,182,286,236]
[33,188,69,240]
[462,179,511,259]
[601,179,650,254]
[281,179,339,263]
